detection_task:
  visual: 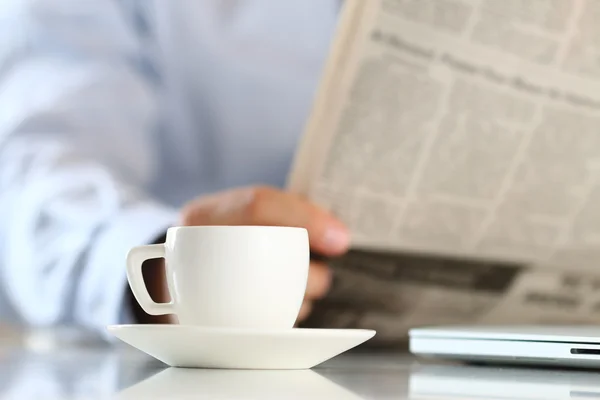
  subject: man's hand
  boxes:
[179,186,350,323]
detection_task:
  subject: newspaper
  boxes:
[287,0,600,345]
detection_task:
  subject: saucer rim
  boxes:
[106,324,376,338]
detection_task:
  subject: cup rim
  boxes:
[167,225,308,232]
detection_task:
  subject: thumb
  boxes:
[306,209,351,257]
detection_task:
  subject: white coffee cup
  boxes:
[126,226,310,329]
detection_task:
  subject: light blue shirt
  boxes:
[0,0,339,333]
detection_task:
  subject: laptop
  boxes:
[409,325,600,368]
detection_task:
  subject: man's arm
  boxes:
[0,0,177,333]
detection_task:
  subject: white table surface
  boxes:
[2,327,600,399]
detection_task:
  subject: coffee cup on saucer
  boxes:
[126,225,310,329]
[110,225,375,370]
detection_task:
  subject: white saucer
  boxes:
[107,325,375,370]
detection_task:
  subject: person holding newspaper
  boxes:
[0,1,348,331]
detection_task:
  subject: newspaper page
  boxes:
[288,0,600,345]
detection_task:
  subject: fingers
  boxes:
[297,301,313,323]
[243,186,350,256]
[297,261,331,323]
[183,186,351,256]
[305,261,331,300]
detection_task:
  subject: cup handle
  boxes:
[126,244,174,316]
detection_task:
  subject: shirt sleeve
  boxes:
[0,0,179,335]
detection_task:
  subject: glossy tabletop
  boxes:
[3,327,600,399]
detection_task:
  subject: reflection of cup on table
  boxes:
[117,367,365,400]
[127,226,309,329]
